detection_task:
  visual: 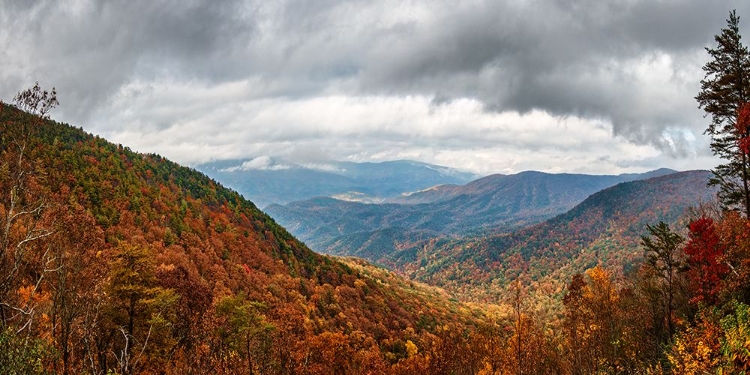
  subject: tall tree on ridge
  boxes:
[696,10,750,217]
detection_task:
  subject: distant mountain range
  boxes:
[195,158,478,208]
[265,168,679,259]
[402,170,718,301]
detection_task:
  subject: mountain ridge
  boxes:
[403,170,717,301]
[196,157,479,208]
[266,168,682,259]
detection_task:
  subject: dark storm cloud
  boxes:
[0,0,254,122]
[355,0,750,153]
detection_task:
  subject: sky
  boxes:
[2,0,749,176]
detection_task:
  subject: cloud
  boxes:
[0,0,743,174]
[0,0,254,122]
[93,79,715,175]
[300,163,347,173]
[220,156,292,172]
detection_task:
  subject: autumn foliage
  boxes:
[0,102,495,374]
[683,217,729,305]
[3,84,750,374]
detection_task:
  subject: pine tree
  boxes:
[641,222,685,338]
[696,10,750,217]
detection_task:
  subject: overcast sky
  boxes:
[2,0,749,175]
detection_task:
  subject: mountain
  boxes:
[265,169,679,259]
[387,168,676,204]
[0,103,489,373]
[400,170,717,301]
[196,158,478,208]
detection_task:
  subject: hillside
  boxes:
[196,158,478,208]
[1,102,740,375]
[400,170,717,301]
[266,169,678,260]
[0,103,490,374]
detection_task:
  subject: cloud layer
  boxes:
[1,0,747,174]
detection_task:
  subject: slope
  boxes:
[387,168,676,205]
[0,103,488,374]
[266,169,677,261]
[401,170,717,301]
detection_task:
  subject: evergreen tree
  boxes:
[641,222,685,338]
[696,10,750,217]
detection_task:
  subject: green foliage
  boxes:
[641,221,685,273]
[720,301,750,373]
[696,10,750,216]
[215,294,275,370]
[0,328,55,375]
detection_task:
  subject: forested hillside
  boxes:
[266,169,675,260]
[402,170,717,301]
[0,102,492,374]
[3,85,750,374]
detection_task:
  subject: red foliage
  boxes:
[684,217,729,305]
[737,102,750,155]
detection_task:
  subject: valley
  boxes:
[266,169,716,290]
[1,96,748,374]
[5,3,750,373]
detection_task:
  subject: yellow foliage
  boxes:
[667,318,721,375]
[584,265,618,304]
[405,339,418,358]
[17,285,34,304]
[477,361,494,375]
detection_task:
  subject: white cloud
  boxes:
[220,156,292,171]
[300,163,346,173]
[91,79,718,175]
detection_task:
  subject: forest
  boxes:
[2,10,750,375]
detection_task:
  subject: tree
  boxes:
[563,273,593,375]
[563,273,595,375]
[683,217,729,306]
[666,309,722,374]
[719,301,750,373]
[583,266,622,372]
[215,294,274,374]
[154,264,213,366]
[641,222,685,338]
[104,242,177,374]
[48,205,106,375]
[696,10,750,217]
